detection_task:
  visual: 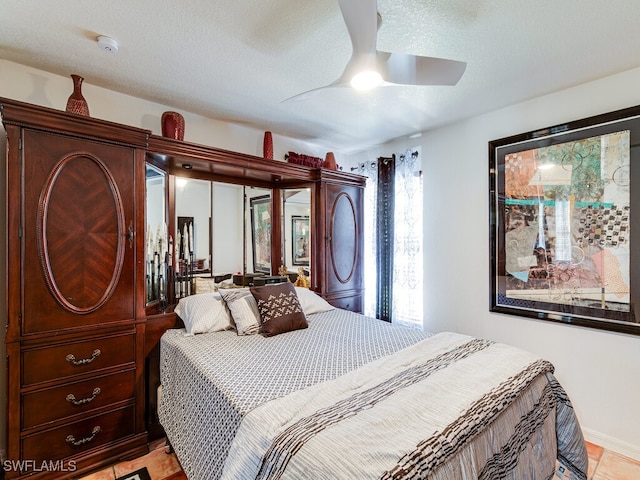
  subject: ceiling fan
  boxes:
[285,0,467,101]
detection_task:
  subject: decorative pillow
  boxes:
[294,287,335,315]
[173,293,233,335]
[218,288,261,335]
[194,276,217,294]
[250,283,308,337]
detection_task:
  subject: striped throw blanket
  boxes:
[221,332,587,480]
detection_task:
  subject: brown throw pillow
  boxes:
[250,283,308,337]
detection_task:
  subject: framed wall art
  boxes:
[292,215,310,266]
[489,105,640,335]
[250,195,272,273]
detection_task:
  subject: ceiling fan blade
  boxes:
[338,0,378,55]
[285,1,467,100]
[380,52,467,86]
[281,80,349,103]
[284,0,379,103]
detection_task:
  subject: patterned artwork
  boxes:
[502,131,631,312]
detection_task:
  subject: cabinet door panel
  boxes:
[329,192,358,284]
[323,183,363,296]
[22,130,136,334]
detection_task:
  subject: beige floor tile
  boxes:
[592,450,640,480]
[586,441,604,462]
[587,456,598,479]
[113,447,181,480]
[76,466,116,480]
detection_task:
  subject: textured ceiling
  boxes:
[2,0,640,153]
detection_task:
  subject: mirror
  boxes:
[282,188,311,279]
[145,163,168,306]
[212,182,244,275]
[245,187,273,275]
[174,178,273,296]
[175,177,213,297]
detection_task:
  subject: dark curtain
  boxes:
[376,155,395,322]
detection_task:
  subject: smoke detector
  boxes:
[97,35,119,54]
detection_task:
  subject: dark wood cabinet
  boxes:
[314,170,365,312]
[146,136,366,313]
[2,99,149,479]
[2,97,366,476]
[21,130,137,334]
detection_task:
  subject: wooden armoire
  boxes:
[2,100,149,479]
[314,169,364,312]
[1,97,364,478]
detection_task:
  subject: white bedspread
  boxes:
[221,332,587,480]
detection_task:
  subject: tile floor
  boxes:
[77,439,185,480]
[78,439,640,480]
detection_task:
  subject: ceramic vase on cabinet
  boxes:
[324,152,338,170]
[161,111,185,140]
[65,74,90,116]
[263,131,273,159]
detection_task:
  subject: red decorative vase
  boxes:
[65,74,90,116]
[324,152,337,170]
[161,111,185,140]
[263,131,273,159]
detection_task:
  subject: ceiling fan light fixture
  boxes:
[350,70,383,90]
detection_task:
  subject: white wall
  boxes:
[175,178,211,263]
[344,67,640,460]
[0,60,326,160]
[212,183,244,274]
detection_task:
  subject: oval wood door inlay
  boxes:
[330,192,358,284]
[37,153,126,314]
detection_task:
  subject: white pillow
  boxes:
[295,287,335,315]
[174,293,233,335]
[218,288,261,335]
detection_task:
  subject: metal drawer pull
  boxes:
[66,387,101,406]
[65,349,101,366]
[65,426,101,446]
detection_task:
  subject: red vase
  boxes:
[263,131,273,159]
[324,152,337,170]
[161,111,185,140]
[65,74,90,116]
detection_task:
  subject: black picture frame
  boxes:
[489,105,640,336]
[250,195,271,273]
[291,215,310,266]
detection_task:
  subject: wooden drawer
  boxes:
[22,369,136,429]
[22,332,135,386]
[327,294,363,313]
[21,404,136,467]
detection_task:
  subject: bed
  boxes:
[158,285,587,480]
